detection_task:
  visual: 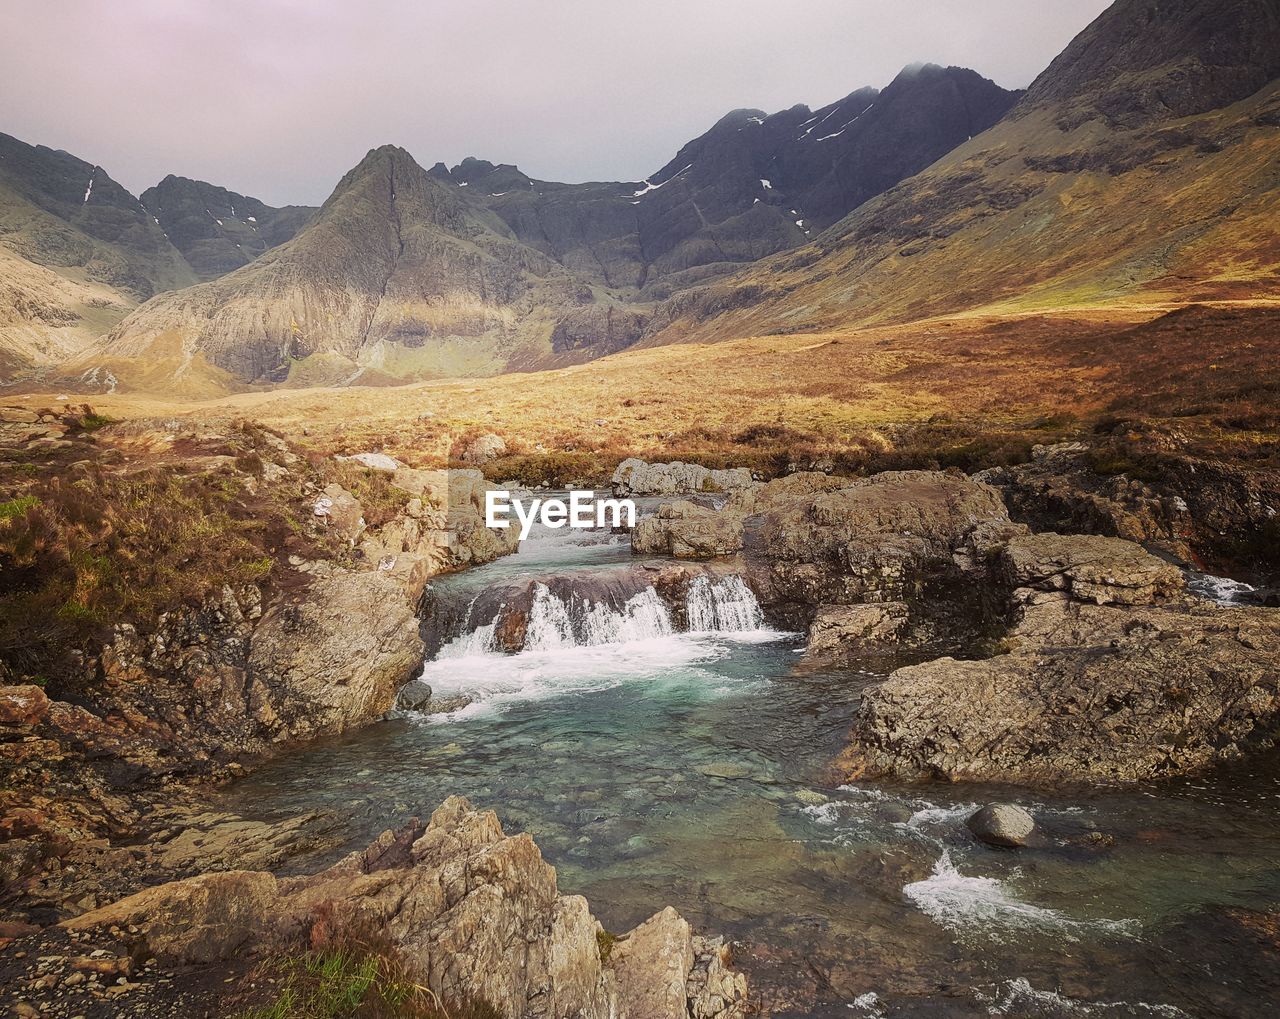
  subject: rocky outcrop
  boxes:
[978,440,1280,577]
[612,458,754,497]
[633,500,745,558]
[744,470,1022,624]
[841,533,1280,785]
[1000,531,1185,606]
[61,797,749,1019]
[0,419,522,900]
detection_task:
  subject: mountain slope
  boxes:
[645,0,1280,344]
[84,145,619,389]
[140,176,315,280]
[0,132,197,371]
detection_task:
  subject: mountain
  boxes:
[447,65,1017,296]
[646,0,1280,344]
[140,176,316,280]
[84,145,613,391]
[75,64,1017,390]
[0,132,196,370]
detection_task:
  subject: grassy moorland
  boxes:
[10,300,1279,485]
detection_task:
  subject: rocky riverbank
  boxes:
[2,797,749,1019]
[1,409,527,905]
[623,457,1280,786]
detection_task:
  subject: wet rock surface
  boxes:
[966,804,1036,848]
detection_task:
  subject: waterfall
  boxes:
[685,575,765,632]
[437,620,498,658]
[525,583,674,650]
[436,574,766,657]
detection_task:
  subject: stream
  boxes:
[226,496,1280,1017]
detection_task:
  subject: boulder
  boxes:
[249,570,424,738]
[966,804,1035,848]
[63,870,280,964]
[806,603,909,656]
[746,470,1021,613]
[612,458,753,497]
[313,483,364,541]
[633,501,745,558]
[612,907,697,1019]
[337,452,400,472]
[461,432,507,465]
[395,679,433,711]
[841,594,1280,785]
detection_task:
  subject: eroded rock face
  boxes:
[1001,532,1185,605]
[612,458,754,497]
[745,470,1023,622]
[979,441,1280,577]
[61,797,748,1019]
[64,870,279,964]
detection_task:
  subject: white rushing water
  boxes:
[903,851,1136,944]
[420,575,781,718]
[1185,570,1258,605]
[686,575,766,632]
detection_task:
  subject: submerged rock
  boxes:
[966,804,1035,847]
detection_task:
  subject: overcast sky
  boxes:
[1,0,1112,207]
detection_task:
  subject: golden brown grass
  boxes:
[12,301,1278,480]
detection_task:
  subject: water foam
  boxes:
[904,851,1135,943]
[980,978,1189,1017]
[421,575,778,717]
[1186,570,1257,606]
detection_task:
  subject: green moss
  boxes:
[596,929,619,964]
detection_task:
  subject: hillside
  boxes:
[0,132,197,371]
[79,145,614,392]
[646,0,1280,342]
